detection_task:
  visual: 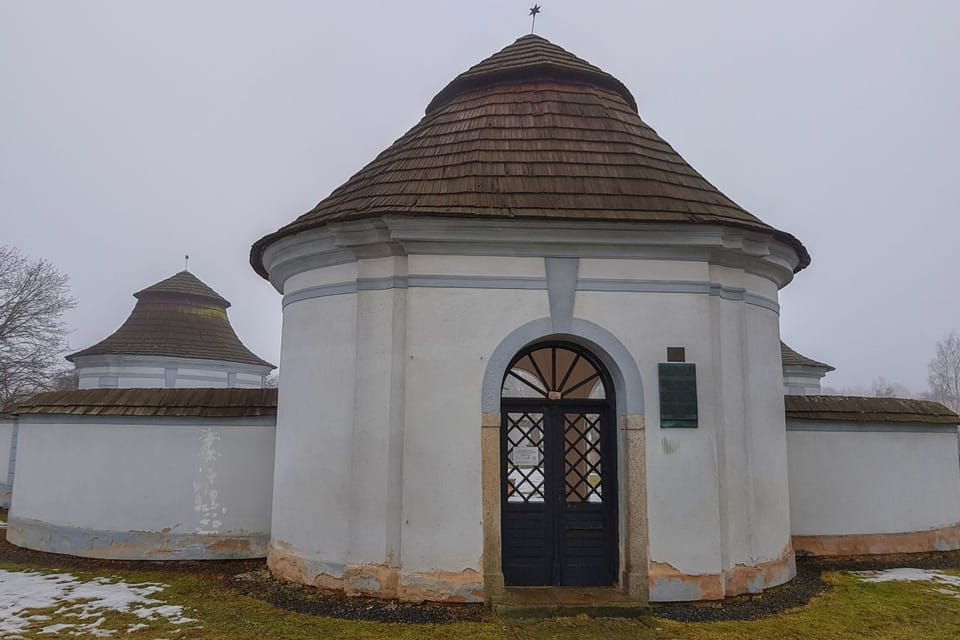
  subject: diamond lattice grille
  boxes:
[563,413,603,503]
[505,412,545,503]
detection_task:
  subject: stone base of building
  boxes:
[267,540,484,603]
[793,523,960,557]
[5,517,269,560]
[648,546,796,602]
[269,540,797,604]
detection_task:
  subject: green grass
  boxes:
[660,571,960,640]
[0,563,664,640]
[1,562,959,639]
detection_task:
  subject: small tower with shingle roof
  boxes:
[67,271,274,389]
[781,341,835,395]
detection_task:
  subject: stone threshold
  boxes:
[491,586,650,618]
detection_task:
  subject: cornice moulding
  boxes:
[261,217,801,293]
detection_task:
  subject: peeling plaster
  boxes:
[648,545,795,602]
[193,429,225,533]
[793,523,960,557]
[267,539,483,603]
[7,517,267,560]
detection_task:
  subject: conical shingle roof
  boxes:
[780,341,834,372]
[67,271,273,368]
[134,270,231,308]
[251,34,809,277]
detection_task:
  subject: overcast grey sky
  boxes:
[2,1,958,392]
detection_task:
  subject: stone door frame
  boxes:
[480,318,648,604]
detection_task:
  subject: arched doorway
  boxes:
[500,341,619,587]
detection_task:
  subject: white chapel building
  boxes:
[4,34,959,607]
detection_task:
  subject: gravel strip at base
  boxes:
[4,512,960,625]
[655,550,960,623]
[652,560,826,623]
[231,570,489,624]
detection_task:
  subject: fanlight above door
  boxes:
[502,343,607,400]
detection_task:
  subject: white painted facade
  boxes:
[787,422,960,537]
[73,354,270,390]
[6,214,960,601]
[263,218,801,602]
[783,367,829,395]
[6,415,275,559]
[0,417,13,508]
[6,30,956,609]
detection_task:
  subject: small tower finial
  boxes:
[529,4,541,34]
[184,254,190,271]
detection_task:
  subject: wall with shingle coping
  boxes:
[786,420,960,544]
[7,414,275,559]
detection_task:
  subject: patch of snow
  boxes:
[852,568,960,597]
[0,569,196,637]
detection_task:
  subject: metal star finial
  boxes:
[529,4,541,34]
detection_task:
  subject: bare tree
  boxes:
[48,369,79,392]
[870,376,911,398]
[928,331,960,412]
[263,372,279,388]
[0,246,76,407]
[821,378,914,398]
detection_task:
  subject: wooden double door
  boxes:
[500,400,618,587]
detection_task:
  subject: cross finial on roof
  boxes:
[184,254,189,271]
[529,4,541,34]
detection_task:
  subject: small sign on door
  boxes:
[512,446,540,467]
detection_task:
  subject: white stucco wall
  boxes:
[574,260,792,596]
[576,282,724,580]
[783,368,827,395]
[271,290,358,575]
[74,355,271,390]
[6,415,275,559]
[0,418,13,508]
[787,423,960,536]
[268,240,795,601]
[401,279,550,575]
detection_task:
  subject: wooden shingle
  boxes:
[251,35,809,277]
[785,395,959,425]
[780,342,835,371]
[67,271,273,368]
[5,388,278,418]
